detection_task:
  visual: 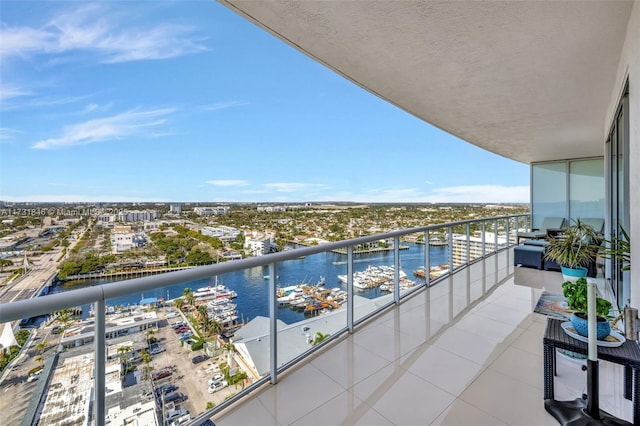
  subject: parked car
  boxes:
[207,380,228,394]
[163,391,186,403]
[152,370,172,381]
[156,384,177,396]
[149,344,165,355]
[208,374,224,385]
[165,408,189,422]
[26,370,42,383]
[172,322,187,329]
[52,325,62,334]
[191,354,208,364]
[174,326,189,333]
[179,333,192,341]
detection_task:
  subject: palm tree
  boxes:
[222,342,237,366]
[35,355,44,367]
[197,305,210,336]
[174,298,185,312]
[140,349,152,380]
[146,329,156,346]
[182,288,194,307]
[209,319,223,337]
[117,345,133,378]
[35,340,48,357]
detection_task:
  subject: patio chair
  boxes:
[516,217,566,244]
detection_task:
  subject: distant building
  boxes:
[117,210,158,222]
[451,232,508,265]
[257,205,287,212]
[169,203,182,214]
[201,225,240,242]
[244,231,275,256]
[221,249,242,261]
[193,206,229,216]
[110,231,134,254]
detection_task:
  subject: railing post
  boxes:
[424,230,431,287]
[505,217,511,247]
[494,219,499,252]
[465,223,471,265]
[481,220,486,257]
[448,226,454,272]
[347,246,354,334]
[94,299,105,426]
[269,262,277,384]
[394,236,400,304]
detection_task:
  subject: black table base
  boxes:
[545,398,632,425]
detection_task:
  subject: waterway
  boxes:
[51,243,448,325]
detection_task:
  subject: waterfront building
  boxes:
[451,232,508,266]
[244,231,275,256]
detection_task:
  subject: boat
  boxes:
[194,277,238,302]
[337,265,407,290]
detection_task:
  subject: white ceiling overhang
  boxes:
[220,1,633,164]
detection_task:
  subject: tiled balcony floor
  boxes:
[213,266,635,426]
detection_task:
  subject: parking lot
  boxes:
[151,309,243,420]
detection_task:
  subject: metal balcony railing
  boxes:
[0,213,529,426]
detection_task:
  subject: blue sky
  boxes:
[0,2,529,204]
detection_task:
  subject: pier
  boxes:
[64,266,195,282]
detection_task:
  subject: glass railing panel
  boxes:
[275,253,347,369]
[468,260,486,304]
[450,224,467,269]
[398,231,428,298]
[346,241,395,324]
[451,267,470,318]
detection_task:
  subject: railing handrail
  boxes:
[0,213,529,323]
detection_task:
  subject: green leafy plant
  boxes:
[598,225,630,271]
[545,218,599,269]
[562,277,612,319]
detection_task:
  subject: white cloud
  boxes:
[0,127,21,143]
[1,4,208,64]
[424,185,530,203]
[31,108,176,149]
[205,180,249,187]
[0,83,31,102]
[201,101,249,112]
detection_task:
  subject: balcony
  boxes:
[0,214,634,425]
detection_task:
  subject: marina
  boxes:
[49,243,448,326]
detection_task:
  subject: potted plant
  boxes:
[544,218,599,280]
[562,277,612,339]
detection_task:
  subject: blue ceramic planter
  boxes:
[570,312,610,340]
[561,266,588,282]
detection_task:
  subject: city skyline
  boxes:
[1,2,529,204]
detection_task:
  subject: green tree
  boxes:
[182,288,194,307]
[174,298,185,312]
[117,345,133,378]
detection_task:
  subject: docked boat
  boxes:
[337,265,407,290]
[194,278,238,302]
